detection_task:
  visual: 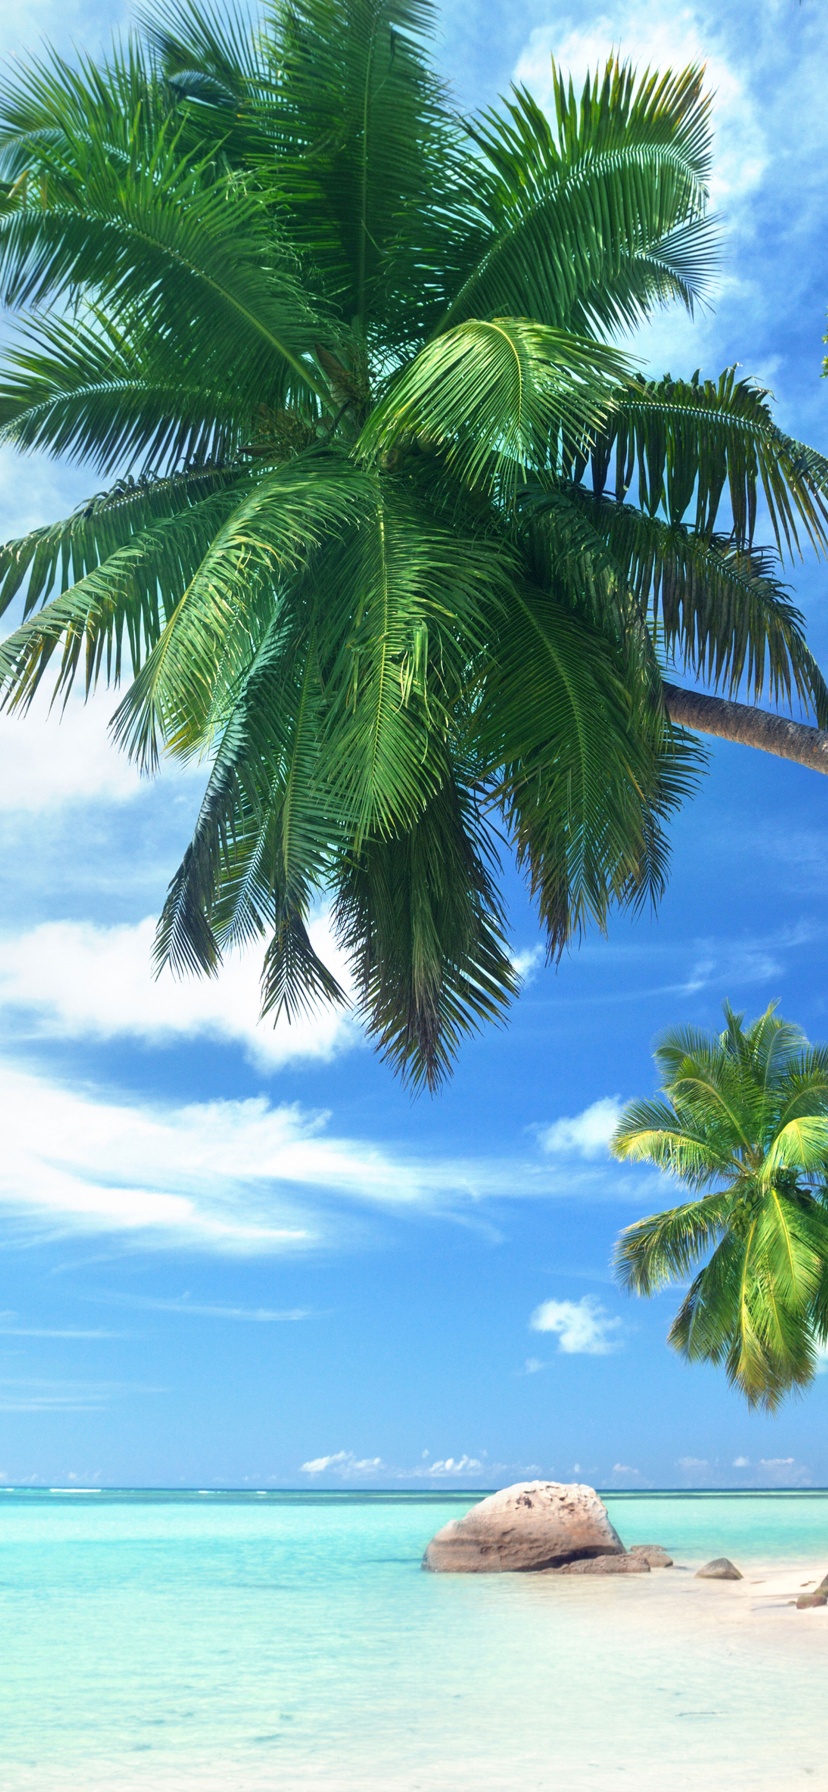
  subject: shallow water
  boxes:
[1,1488,827,1789]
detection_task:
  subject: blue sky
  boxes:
[1,0,828,1491]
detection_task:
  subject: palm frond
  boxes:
[362,319,629,502]
[474,582,701,951]
[112,452,369,768]
[762,1117,828,1180]
[0,310,243,474]
[443,59,715,334]
[614,1187,734,1294]
[320,478,511,839]
[334,763,515,1088]
[0,478,246,705]
[0,49,333,413]
[0,461,243,619]
[611,1096,734,1186]
[569,494,828,723]
[264,0,467,344]
[585,370,828,557]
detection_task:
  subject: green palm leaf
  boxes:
[363,319,630,500]
[442,60,715,334]
[586,370,828,556]
[334,763,515,1088]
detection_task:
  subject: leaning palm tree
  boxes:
[611,1004,828,1408]
[1,0,828,1086]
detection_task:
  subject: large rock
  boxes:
[423,1481,624,1573]
[556,1553,649,1575]
[796,1592,827,1609]
[695,1557,743,1581]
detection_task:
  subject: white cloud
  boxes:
[539,1097,622,1159]
[524,1356,544,1374]
[677,1453,811,1489]
[301,1451,384,1475]
[512,944,545,985]
[0,913,360,1069]
[300,1449,485,1480]
[530,1294,623,1355]
[426,1454,483,1476]
[757,1457,812,1488]
[0,691,149,812]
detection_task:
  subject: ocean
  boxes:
[1,1488,826,1790]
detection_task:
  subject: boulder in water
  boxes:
[628,1544,673,1567]
[556,1552,650,1574]
[423,1481,624,1574]
[695,1558,742,1581]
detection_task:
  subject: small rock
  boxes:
[796,1593,828,1610]
[695,1558,743,1581]
[816,1573,828,1594]
[422,1480,625,1573]
[628,1544,674,1568]
[556,1553,650,1574]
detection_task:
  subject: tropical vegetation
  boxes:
[611,1003,828,1408]
[1,0,828,1084]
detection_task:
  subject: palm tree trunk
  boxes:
[663,683,828,775]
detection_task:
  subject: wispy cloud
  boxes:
[530,1294,623,1355]
[97,1293,311,1323]
[0,1056,625,1256]
[607,1463,646,1484]
[0,1312,122,1339]
[0,1376,164,1412]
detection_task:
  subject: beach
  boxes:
[1,1488,826,1790]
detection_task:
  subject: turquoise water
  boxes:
[1,1489,827,1789]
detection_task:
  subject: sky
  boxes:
[0,0,827,1492]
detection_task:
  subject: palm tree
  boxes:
[611,1003,828,1408]
[1,0,828,1086]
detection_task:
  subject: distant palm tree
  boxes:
[2,0,828,1085]
[611,1003,828,1408]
